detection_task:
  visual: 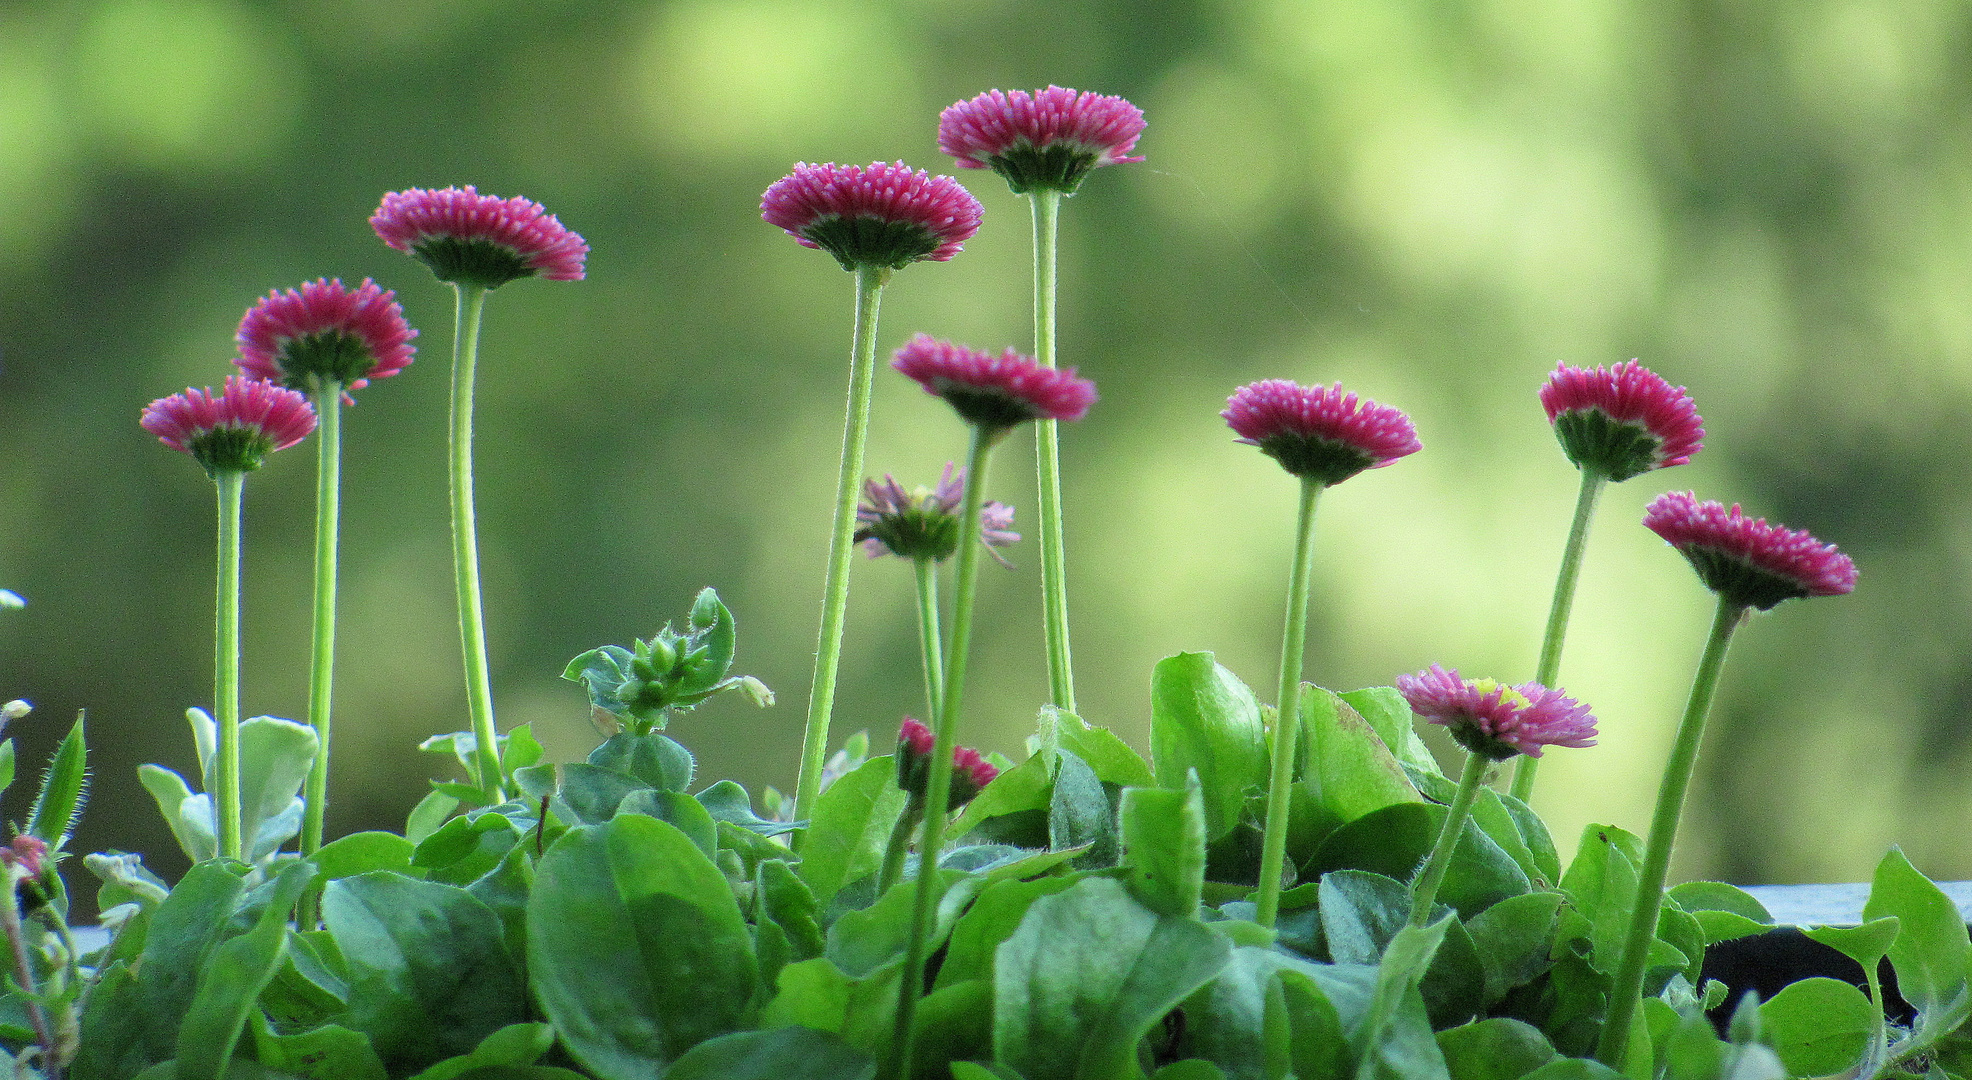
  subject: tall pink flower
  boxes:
[235,278,417,394]
[1644,492,1857,610]
[761,162,983,272]
[892,334,1096,432]
[142,376,317,477]
[1223,379,1420,485]
[1397,665,1598,760]
[1541,361,1703,481]
[939,87,1146,195]
[371,186,588,288]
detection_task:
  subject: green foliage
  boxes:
[1150,653,1269,842]
[562,587,770,733]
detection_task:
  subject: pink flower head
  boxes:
[855,462,1018,564]
[2,835,46,878]
[892,334,1096,434]
[1540,361,1704,481]
[762,162,983,272]
[235,278,417,395]
[1223,379,1421,485]
[1396,665,1598,761]
[939,86,1146,195]
[142,375,317,477]
[895,717,1001,811]
[371,186,588,289]
[1643,492,1857,610]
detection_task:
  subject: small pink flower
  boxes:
[856,463,1018,563]
[939,86,1146,194]
[1223,379,1421,485]
[892,334,1096,431]
[1396,665,1598,761]
[761,162,983,272]
[142,376,317,476]
[1541,361,1703,481]
[235,278,417,394]
[2,835,46,878]
[1643,492,1857,610]
[896,717,1000,810]
[371,186,588,288]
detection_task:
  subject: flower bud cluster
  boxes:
[562,587,772,734]
[895,718,999,812]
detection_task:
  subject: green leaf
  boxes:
[1864,847,1971,1021]
[1048,749,1118,868]
[1299,684,1423,832]
[403,1022,555,1080]
[1558,824,1654,975]
[698,780,803,836]
[675,586,738,698]
[247,1015,387,1080]
[827,871,982,979]
[913,979,996,1075]
[618,788,718,859]
[27,712,86,847]
[1358,917,1455,1080]
[1337,687,1441,776]
[1036,708,1155,788]
[0,739,17,798]
[139,764,212,864]
[1666,882,1772,946]
[563,645,636,717]
[1150,653,1269,843]
[1517,1061,1625,1080]
[527,815,759,1078]
[796,756,908,910]
[175,863,316,1080]
[938,875,1084,990]
[587,731,695,791]
[237,715,318,858]
[310,831,415,881]
[1756,977,1874,1078]
[1803,916,1900,971]
[1468,791,1558,892]
[950,753,1052,841]
[323,872,528,1070]
[1120,779,1206,918]
[405,790,460,845]
[663,1026,875,1080]
[1274,965,1349,1080]
[467,841,536,965]
[1171,947,1318,1079]
[1436,1018,1558,1080]
[1153,1062,1228,1080]
[1311,803,1531,918]
[993,876,1232,1080]
[1319,871,1486,1027]
[1464,892,1563,1004]
[556,763,651,824]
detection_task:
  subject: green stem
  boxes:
[793,265,889,840]
[214,469,245,862]
[447,283,504,804]
[1510,469,1606,803]
[1409,751,1491,925]
[1029,190,1076,713]
[0,874,55,1080]
[1255,477,1323,928]
[913,557,945,723]
[1596,595,1745,1068]
[890,424,995,1080]
[878,801,923,896]
[298,383,342,926]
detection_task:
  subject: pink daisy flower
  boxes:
[896,717,1001,810]
[1396,665,1598,761]
[371,186,588,288]
[235,278,417,394]
[892,334,1096,431]
[1540,361,1703,481]
[761,162,983,272]
[1223,379,1421,485]
[142,375,318,477]
[855,463,1018,563]
[1643,492,1857,610]
[939,86,1146,195]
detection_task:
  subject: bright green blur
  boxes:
[0,0,1958,904]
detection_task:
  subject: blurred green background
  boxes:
[1,0,1963,902]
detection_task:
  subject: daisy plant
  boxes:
[141,376,316,860]
[1223,378,1420,927]
[1510,361,1703,803]
[234,278,415,890]
[371,186,587,805]
[885,333,1095,1080]
[939,86,1145,714]
[1597,492,1857,1069]
[854,463,1017,722]
[760,162,983,832]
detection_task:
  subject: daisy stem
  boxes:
[1409,751,1491,926]
[890,424,994,1080]
[1510,469,1606,804]
[792,264,889,838]
[213,468,245,862]
[447,282,504,805]
[1596,594,1745,1069]
[298,382,342,927]
[1030,189,1076,713]
[877,802,922,897]
[913,556,945,723]
[1255,477,1323,928]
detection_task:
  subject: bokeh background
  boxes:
[2,0,1966,907]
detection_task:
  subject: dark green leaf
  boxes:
[1150,653,1268,842]
[1172,947,1320,1080]
[1464,892,1563,1003]
[1319,870,1485,1027]
[1436,1018,1558,1080]
[176,862,316,1080]
[587,731,694,791]
[563,645,635,716]
[556,763,651,824]
[1047,749,1117,868]
[698,779,803,836]
[1120,779,1206,918]
[663,1026,875,1080]
[758,859,825,962]
[467,841,535,965]
[527,816,758,1078]
[1311,803,1531,918]
[323,872,528,1070]
[1517,1061,1625,1080]
[796,756,908,910]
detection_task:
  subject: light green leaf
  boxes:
[27,712,86,846]
[937,875,1084,990]
[1037,708,1155,788]
[247,1015,386,1080]
[139,764,212,864]
[1048,749,1117,868]
[403,1022,555,1080]
[1804,916,1900,971]
[1864,848,1971,1021]
[796,756,908,909]
[310,831,414,880]
[1337,687,1440,776]
[1667,882,1772,945]
[237,715,318,856]
[1435,1017,1558,1080]
[1300,684,1422,834]
[1151,653,1269,842]
[1120,778,1206,918]
[1757,977,1874,1078]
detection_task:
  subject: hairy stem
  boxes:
[1409,751,1491,925]
[447,283,504,804]
[1510,468,1606,803]
[1030,190,1076,712]
[214,469,245,862]
[1255,477,1323,927]
[299,382,342,926]
[913,556,945,723]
